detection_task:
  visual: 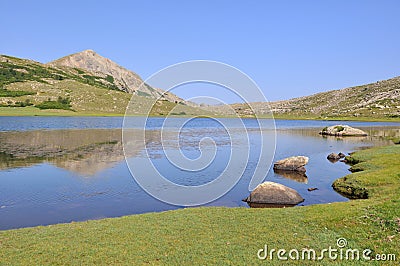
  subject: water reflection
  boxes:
[0,129,127,175]
[0,121,399,230]
[273,169,308,183]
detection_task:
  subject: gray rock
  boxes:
[243,181,304,207]
[319,125,367,136]
[273,156,309,172]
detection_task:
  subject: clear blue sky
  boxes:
[1,0,399,102]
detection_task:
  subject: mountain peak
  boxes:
[49,50,142,94]
[82,49,96,53]
[78,49,97,55]
[48,50,183,102]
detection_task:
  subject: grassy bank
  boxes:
[0,146,399,265]
[0,106,128,117]
[1,106,400,122]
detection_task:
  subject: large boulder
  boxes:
[243,181,304,207]
[273,156,309,172]
[319,125,367,136]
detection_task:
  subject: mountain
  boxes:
[0,53,210,116]
[48,49,182,102]
[227,77,400,119]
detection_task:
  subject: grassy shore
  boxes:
[1,106,400,122]
[0,145,399,265]
[0,107,125,117]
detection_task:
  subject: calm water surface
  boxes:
[0,117,399,230]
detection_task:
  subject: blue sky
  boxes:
[1,0,399,103]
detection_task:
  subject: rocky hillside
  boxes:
[0,54,209,116]
[48,50,182,102]
[228,76,400,119]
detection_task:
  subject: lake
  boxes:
[0,116,399,230]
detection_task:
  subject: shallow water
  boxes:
[0,117,398,229]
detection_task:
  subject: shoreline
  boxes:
[0,142,382,232]
[1,107,400,122]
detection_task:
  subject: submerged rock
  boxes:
[273,156,309,172]
[327,152,341,161]
[319,125,368,136]
[243,181,304,207]
[327,152,347,162]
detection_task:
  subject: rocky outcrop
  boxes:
[243,181,304,207]
[273,156,309,172]
[319,125,368,136]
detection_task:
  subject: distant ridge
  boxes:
[226,76,400,119]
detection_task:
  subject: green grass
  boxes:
[1,103,400,122]
[0,145,399,265]
[0,106,133,116]
[35,97,73,111]
[35,100,73,111]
